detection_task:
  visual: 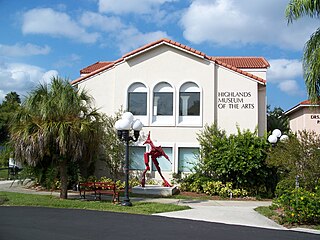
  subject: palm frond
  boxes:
[286,0,320,23]
[303,27,320,103]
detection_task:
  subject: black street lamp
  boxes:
[115,112,143,206]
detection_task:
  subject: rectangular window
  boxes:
[179,92,200,116]
[129,146,146,170]
[128,92,147,115]
[152,147,172,172]
[153,92,173,116]
[178,147,199,172]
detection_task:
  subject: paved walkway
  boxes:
[1,180,320,235]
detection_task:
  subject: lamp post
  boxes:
[268,129,300,188]
[267,129,288,144]
[115,112,143,206]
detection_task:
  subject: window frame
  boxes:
[177,82,202,126]
[177,146,200,173]
[151,82,175,126]
[127,82,149,126]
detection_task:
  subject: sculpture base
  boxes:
[132,185,179,197]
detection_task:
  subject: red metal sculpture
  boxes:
[141,132,172,187]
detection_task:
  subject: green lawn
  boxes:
[0,191,190,215]
[0,169,8,180]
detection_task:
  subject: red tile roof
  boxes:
[212,57,270,68]
[80,61,113,74]
[300,100,312,105]
[74,38,269,85]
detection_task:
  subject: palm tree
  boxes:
[267,106,290,133]
[10,77,103,199]
[286,0,320,103]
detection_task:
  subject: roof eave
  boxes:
[72,38,268,86]
[285,104,320,115]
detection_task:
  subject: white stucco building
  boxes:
[72,38,269,179]
[285,100,320,133]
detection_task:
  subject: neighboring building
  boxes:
[72,38,269,180]
[285,100,320,133]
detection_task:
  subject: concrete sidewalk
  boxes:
[1,180,320,235]
[151,199,283,230]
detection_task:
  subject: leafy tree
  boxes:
[286,0,320,103]
[10,77,104,199]
[267,130,320,191]
[100,111,125,180]
[3,92,21,105]
[196,124,276,195]
[267,105,289,133]
[0,92,21,144]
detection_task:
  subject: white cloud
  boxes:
[98,0,176,14]
[117,28,169,54]
[22,8,100,43]
[0,90,6,102]
[267,59,302,83]
[0,62,58,101]
[267,58,304,96]
[79,11,169,54]
[41,70,59,84]
[80,11,125,32]
[180,0,318,50]
[54,54,81,68]
[278,80,302,96]
[0,43,50,57]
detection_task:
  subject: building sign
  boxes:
[217,91,255,110]
[310,114,320,124]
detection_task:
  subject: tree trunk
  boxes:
[59,158,68,199]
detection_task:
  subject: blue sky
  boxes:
[0,0,318,111]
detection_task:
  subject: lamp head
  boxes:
[272,129,282,138]
[122,112,134,123]
[268,134,278,144]
[132,119,143,131]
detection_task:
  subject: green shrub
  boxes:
[178,173,210,193]
[275,188,320,225]
[197,124,276,196]
[179,174,248,198]
[267,130,320,192]
[202,181,248,198]
[129,177,141,187]
[202,181,224,195]
[275,178,296,197]
[99,177,113,183]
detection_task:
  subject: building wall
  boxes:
[258,84,267,135]
[241,69,266,80]
[288,107,320,133]
[76,44,266,180]
[77,67,117,116]
[216,65,261,135]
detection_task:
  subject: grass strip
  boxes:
[255,206,277,219]
[0,169,8,180]
[0,191,190,215]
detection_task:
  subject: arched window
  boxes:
[179,82,200,116]
[128,83,147,116]
[153,82,173,116]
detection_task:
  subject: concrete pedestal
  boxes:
[132,185,179,196]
